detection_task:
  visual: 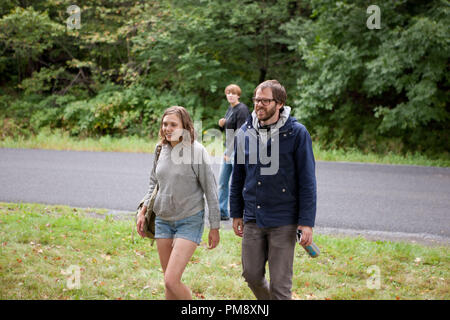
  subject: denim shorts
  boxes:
[155,210,205,245]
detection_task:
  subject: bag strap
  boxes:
[151,144,162,173]
[138,144,162,209]
[154,144,162,164]
[153,144,162,187]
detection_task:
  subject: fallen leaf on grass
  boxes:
[194,292,205,299]
[93,279,106,287]
[134,250,145,258]
[32,246,44,254]
[291,292,301,300]
[305,293,317,300]
[100,254,111,261]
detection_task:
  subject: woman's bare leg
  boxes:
[159,238,197,300]
[156,238,176,299]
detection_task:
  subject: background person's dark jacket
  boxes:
[220,102,250,132]
[220,103,249,156]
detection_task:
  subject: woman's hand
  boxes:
[136,206,147,238]
[208,229,220,249]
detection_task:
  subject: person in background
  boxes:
[217,84,249,221]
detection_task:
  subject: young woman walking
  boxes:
[137,106,220,299]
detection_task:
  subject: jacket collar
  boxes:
[244,106,295,134]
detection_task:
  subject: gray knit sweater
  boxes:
[142,141,220,229]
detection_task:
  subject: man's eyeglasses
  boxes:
[252,98,276,106]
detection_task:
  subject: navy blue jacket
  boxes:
[230,115,317,228]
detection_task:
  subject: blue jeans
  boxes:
[218,156,233,219]
[155,210,205,245]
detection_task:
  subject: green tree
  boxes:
[283,0,449,154]
[0,0,448,156]
[0,6,65,82]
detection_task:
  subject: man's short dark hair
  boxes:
[254,80,287,105]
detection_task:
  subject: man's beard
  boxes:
[256,105,277,122]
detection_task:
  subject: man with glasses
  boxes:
[230,80,317,300]
[218,84,249,221]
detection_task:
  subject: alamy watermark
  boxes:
[167,121,280,175]
[66,5,81,30]
[366,265,381,289]
[61,265,81,289]
[366,5,381,29]
[65,4,379,31]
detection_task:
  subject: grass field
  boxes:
[1,128,449,167]
[1,202,448,300]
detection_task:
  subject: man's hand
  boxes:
[218,118,226,127]
[298,225,313,246]
[232,218,243,237]
[208,229,220,249]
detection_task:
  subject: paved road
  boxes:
[1,148,449,244]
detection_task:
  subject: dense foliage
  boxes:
[0,0,448,156]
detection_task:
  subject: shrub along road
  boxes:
[0,148,449,245]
